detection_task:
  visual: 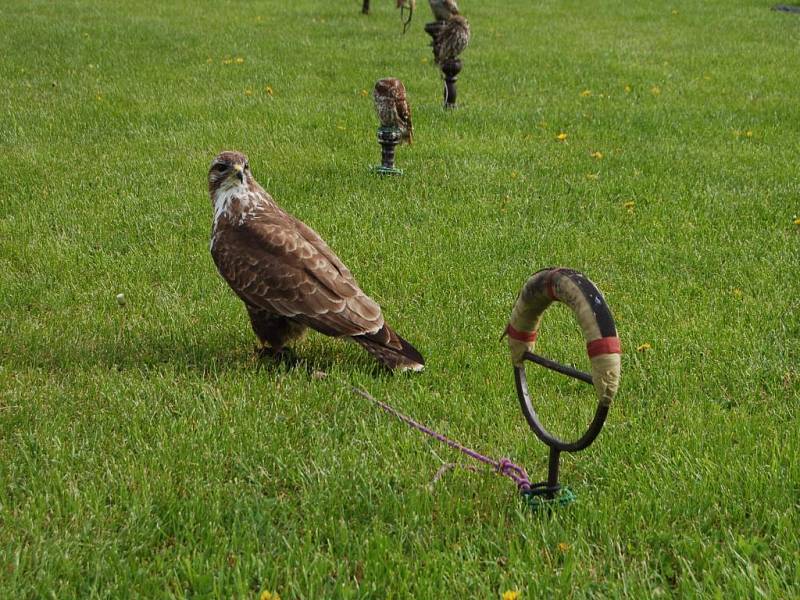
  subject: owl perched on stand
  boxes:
[373,78,413,144]
[433,14,470,65]
[428,0,460,20]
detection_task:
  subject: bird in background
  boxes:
[208,151,425,372]
[373,78,414,144]
[433,14,470,65]
[428,0,460,20]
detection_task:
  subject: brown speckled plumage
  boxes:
[433,14,470,65]
[373,78,413,144]
[208,151,424,371]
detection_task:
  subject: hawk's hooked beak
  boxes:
[233,163,244,183]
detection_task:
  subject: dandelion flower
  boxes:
[360,89,368,97]
[260,592,280,600]
[590,151,603,160]
[235,57,245,64]
[650,85,661,95]
[794,216,800,226]
[580,89,592,97]
[745,130,753,137]
[637,342,651,352]
[557,542,570,553]
[502,591,519,600]
[556,132,568,141]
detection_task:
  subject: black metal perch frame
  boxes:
[508,267,622,503]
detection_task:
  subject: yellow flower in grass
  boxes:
[637,342,652,352]
[502,591,519,600]
[624,200,635,213]
[556,132,568,141]
[265,86,274,96]
[794,216,800,226]
[260,592,280,600]
[235,57,245,64]
[360,89,368,97]
[580,89,592,97]
[624,84,632,93]
[590,150,603,160]
[557,542,570,552]
[650,85,661,95]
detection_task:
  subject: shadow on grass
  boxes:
[2,329,390,380]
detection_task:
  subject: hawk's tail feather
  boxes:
[353,325,425,372]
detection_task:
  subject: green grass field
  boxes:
[1,0,799,597]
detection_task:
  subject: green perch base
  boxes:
[522,486,576,511]
[371,165,403,176]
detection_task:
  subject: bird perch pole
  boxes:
[374,127,403,175]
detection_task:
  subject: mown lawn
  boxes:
[1,0,798,597]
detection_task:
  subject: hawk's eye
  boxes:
[213,163,228,173]
[243,162,249,170]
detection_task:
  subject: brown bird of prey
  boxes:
[208,151,425,371]
[428,0,460,20]
[373,78,413,144]
[433,14,470,65]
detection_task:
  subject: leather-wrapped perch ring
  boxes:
[507,267,622,453]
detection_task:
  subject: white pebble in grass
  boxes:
[115,293,126,306]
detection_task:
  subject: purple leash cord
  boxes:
[350,386,533,493]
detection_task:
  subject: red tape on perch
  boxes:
[506,324,538,343]
[586,336,622,357]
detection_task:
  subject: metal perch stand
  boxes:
[507,267,622,507]
[373,126,403,175]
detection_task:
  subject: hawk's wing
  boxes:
[212,210,385,337]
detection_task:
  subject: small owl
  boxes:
[373,78,413,144]
[433,15,470,65]
[428,0,460,20]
